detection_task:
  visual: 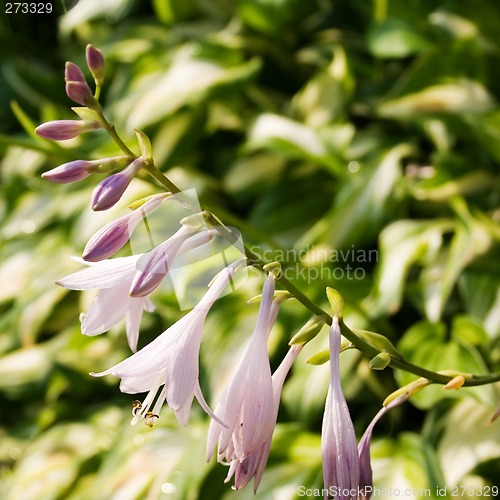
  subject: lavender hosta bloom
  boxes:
[91,263,243,426]
[91,157,144,211]
[58,229,220,351]
[57,255,152,352]
[206,274,277,467]
[35,120,101,141]
[357,395,407,500]
[225,344,303,492]
[41,156,129,184]
[83,194,167,262]
[322,315,360,500]
[86,44,105,86]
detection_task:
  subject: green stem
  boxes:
[98,114,500,389]
[96,111,137,158]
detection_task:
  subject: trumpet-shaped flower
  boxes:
[58,229,219,351]
[224,344,302,492]
[357,394,407,500]
[57,255,152,352]
[322,316,360,500]
[206,274,276,467]
[91,262,243,426]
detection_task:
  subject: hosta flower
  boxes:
[357,395,407,500]
[57,255,152,352]
[91,157,144,211]
[83,194,168,261]
[206,274,277,467]
[225,344,302,492]
[91,262,244,426]
[35,120,101,141]
[322,315,360,499]
[58,228,219,351]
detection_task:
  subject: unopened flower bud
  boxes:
[42,160,93,183]
[83,195,164,261]
[66,81,98,108]
[35,120,101,141]
[65,62,87,85]
[91,157,143,211]
[86,45,105,86]
[41,156,129,184]
[289,315,327,345]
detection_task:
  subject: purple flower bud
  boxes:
[91,157,143,211]
[66,81,98,108]
[65,61,87,85]
[35,120,101,141]
[86,45,105,85]
[83,195,164,262]
[42,160,93,183]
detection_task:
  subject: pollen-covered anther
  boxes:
[145,412,160,427]
[132,400,142,416]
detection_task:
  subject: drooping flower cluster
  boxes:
[38,45,414,496]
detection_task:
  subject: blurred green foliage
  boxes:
[1,0,499,498]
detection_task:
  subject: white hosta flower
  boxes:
[225,344,302,492]
[57,255,152,352]
[206,274,277,467]
[91,262,244,426]
[322,315,360,500]
[58,230,218,352]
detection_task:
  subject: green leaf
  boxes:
[300,144,412,249]
[368,20,431,59]
[126,53,260,128]
[368,218,453,316]
[437,399,500,485]
[152,0,195,24]
[377,80,494,118]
